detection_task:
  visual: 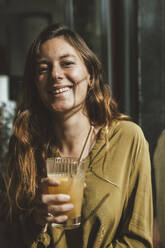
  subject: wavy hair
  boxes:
[3,23,129,215]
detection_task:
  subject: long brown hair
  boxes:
[3,23,128,215]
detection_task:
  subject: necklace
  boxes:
[53,125,95,160]
[78,125,94,161]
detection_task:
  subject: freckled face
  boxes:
[35,37,90,114]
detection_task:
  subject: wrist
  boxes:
[31,207,48,233]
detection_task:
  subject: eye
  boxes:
[62,61,75,67]
[38,67,49,74]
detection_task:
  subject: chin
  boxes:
[49,104,72,114]
[46,100,85,116]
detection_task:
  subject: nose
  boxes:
[50,64,64,81]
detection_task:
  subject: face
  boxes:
[35,37,90,115]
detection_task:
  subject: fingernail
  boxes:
[48,177,60,184]
[51,178,60,183]
[67,204,74,209]
[54,179,60,184]
[63,195,70,200]
[61,215,68,222]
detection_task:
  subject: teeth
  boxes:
[54,87,70,94]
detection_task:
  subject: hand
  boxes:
[32,177,73,231]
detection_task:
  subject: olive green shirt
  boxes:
[153,130,165,247]
[0,120,153,247]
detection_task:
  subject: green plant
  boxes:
[0,102,16,168]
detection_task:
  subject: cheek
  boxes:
[36,74,47,85]
[67,67,89,83]
[67,70,80,82]
[35,74,48,90]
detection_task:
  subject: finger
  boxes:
[46,214,68,224]
[42,223,48,233]
[41,177,60,187]
[35,209,69,225]
[47,203,74,215]
[40,178,61,193]
[41,194,70,205]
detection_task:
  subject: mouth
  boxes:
[49,86,73,96]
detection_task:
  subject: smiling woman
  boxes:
[35,37,90,114]
[0,23,153,248]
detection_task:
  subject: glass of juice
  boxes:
[44,157,86,230]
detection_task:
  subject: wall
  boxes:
[0,0,69,76]
[139,0,165,160]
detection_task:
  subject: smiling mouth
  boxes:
[50,86,72,95]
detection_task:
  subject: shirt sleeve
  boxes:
[110,130,153,247]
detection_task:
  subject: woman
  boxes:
[153,130,165,247]
[0,23,153,247]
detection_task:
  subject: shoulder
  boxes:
[107,120,149,159]
[154,129,165,165]
[95,121,147,161]
[110,120,145,142]
[156,129,165,145]
[110,121,150,173]
[154,129,165,155]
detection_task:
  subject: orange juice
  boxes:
[44,174,84,219]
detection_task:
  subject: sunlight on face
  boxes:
[35,37,90,115]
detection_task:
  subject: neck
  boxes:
[52,112,93,158]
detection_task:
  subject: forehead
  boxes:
[38,37,82,60]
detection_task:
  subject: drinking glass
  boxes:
[44,157,86,229]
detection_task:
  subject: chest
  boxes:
[83,169,125,225]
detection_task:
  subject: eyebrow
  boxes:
[37,54,77,64]
[59,54,76,59]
